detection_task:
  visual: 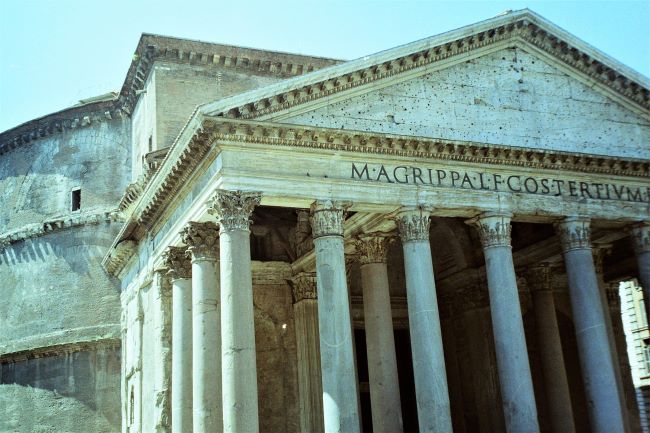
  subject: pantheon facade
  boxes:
[1,9,650,433]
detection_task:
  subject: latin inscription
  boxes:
[351,163,650,203]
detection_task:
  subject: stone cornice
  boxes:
[0,209,122,251]
[205,119,650,177]
[202,11,649,121]
[0,337,120,364]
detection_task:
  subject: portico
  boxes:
[104,10,650,433]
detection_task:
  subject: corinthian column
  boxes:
[208,190,261,433]
[181,221,221,433]
[471,212,539,433]
[354,233,403,433]
[395,208,452,433]
[557,217,625,433]
[310,200,361,433]
[632,223,650,318]
[290,272,324,433]
[527,265,576,433]
[152,267,173,433]
[162,247,192,433]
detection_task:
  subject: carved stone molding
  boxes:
[631,223,650,254]
[557,217,592,252]
[310,200,350,238]
[471,212,512,249]
[180,221,219,260]
[207,190,261,232]
[290,272,317,303]
[395,208,431,243]
[162,246,191,280]
[354,232,395,265]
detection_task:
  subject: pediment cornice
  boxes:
[202,11,649,122]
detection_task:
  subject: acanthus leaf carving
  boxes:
[395,208,431,243]
[289,272,317,303]
[310,200,350,238]
[556,217,592,252]
[354,232,395,264]
[162,246,191,280]
[471,213,512,249]
[207,190,261,232]
[180,221,219,260]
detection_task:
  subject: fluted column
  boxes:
[181,221,221,433]
[528,265,576,433]
[354,233,403,433]
[310,200,361,433]
[632,223,650,318]
[163,247,193,433]
[395,208,452,433]
[208,190,261,433]
[291,272,324,433]
[557,217,625,433]
[472,212,539,433]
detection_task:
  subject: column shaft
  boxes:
[559,218,625,433]
[210,190,261,433]
[153,270,172,433]
[632,224,650,324]
[164,246,193,433]
[172,277,193,433]
[397,210,452,433]
[182,222,221,433]
[473,213,539,433]
[356,233,403,433]
[311,201,361,433]
[529,266,576,433]
[291,273,324,433]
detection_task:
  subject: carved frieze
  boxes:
[290,272,317,303]
[556,217,592,252]
[354,232,395,264]
[207,190,261,232]
[310,200,349,238]
[395,208,431,243]
[472,213,512,249]
[162,246,191,280]
[631,223,650,254]
[180,221,219,260]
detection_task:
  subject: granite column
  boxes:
[181,221,221,433]
[557,217,626,433]
[291,272,324,433]
[310,200,361,433]
[396,208,452,433]
[209,190,261,433]
[472,212,540,433]
[355,233,403,433]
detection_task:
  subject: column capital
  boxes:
[354,232,395,265]
[556,217,591,252]
[162,246,191,280]
[180,221,219,260]
[207,189,261,232]
[631,222,650,254]
[395,207,431,242]
[470,212,512,249]
[290,272,317,303]
[310,200,351,238]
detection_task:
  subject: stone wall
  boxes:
[0,113,130,432]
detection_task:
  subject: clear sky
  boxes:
[1,0,648,133]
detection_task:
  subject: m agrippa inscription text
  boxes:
[351,163,650,203]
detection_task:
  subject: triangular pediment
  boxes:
[280,46,650,159]
[197,9,649,160]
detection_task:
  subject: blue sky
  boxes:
[1,0,648,133]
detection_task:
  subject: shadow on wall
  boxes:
[0,223,120,285]
[0,345,121,432]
